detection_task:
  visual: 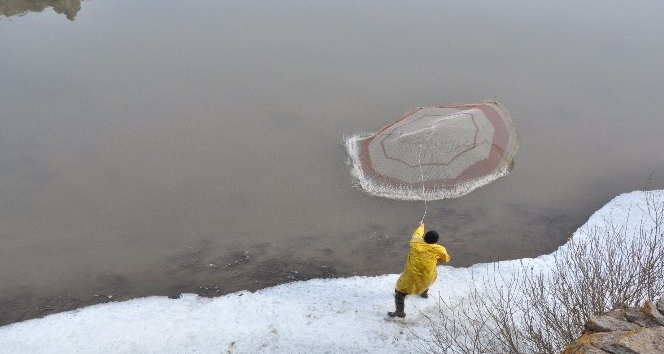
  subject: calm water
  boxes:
[1,0,664,323]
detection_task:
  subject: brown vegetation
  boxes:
[417,190,664,353]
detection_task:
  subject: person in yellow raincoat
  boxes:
[388,221,450,318]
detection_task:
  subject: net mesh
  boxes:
[344,99,519,200]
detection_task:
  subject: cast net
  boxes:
[344,99,519,200]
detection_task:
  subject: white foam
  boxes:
[343,133,511,200]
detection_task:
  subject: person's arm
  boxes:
[437,248,451,263]
[411,221,425,241]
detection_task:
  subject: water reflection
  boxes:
[1,0,83,20]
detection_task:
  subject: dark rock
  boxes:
[612,327,664,354]
[561,336,612,354]
[593,332,638,354]
[625,307,662,328]
[562,332,621,354]
[657,297,664,316]
[641,301,664,326]
[586,313,640,333]
[564,297,664,354]
[566,329,664,354]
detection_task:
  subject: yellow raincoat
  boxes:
[395,225,450,295]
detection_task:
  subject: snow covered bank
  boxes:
[0,190,661,354]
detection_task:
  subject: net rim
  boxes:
[343,99,520,200]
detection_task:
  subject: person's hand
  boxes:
[419,220,424,227]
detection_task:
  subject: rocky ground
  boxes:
[562,296,664,354]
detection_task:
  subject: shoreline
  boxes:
[1,235,567,327]
[1,200,579,328]
[0,190,661,353]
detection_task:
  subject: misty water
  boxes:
[1,0,664,324]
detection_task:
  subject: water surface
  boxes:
[2,0,664,324]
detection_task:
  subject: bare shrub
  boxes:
[417,190,664,354]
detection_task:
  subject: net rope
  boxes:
[418,127,435,222]
[344,99,519,201]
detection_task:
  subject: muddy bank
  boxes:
[1,206,573,327]
[0,253,346,327]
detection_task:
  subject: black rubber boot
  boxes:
[420,289,429,299]
[387,291,406,318]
